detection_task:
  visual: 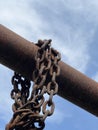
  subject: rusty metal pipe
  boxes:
[0,25,98,116]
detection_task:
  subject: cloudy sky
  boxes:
[0,0,98,130]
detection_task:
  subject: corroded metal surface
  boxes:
[6,39,61,130]
[0,25,98,116]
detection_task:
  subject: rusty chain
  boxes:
[6,39,61,130]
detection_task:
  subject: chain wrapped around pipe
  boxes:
[6,39,61,130]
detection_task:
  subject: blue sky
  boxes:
[0,0,98,129]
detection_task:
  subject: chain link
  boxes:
[6,39,61,130]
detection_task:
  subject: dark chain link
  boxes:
[6,39,61,130]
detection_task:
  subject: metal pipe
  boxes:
[0,24,98,116]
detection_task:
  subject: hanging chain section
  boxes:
[6,39,61,130]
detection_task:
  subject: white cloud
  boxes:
[50,26,93,73]
[61,0,98,24]
[0,0,43,41]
